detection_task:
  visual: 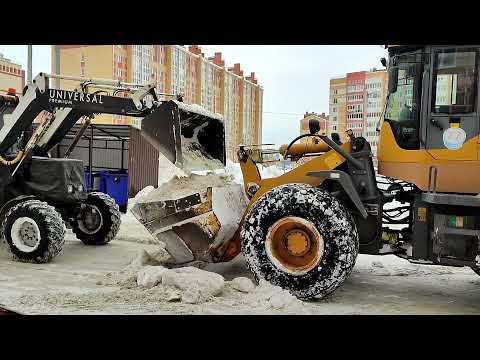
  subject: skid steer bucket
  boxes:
[131,174,247,265]
[140,100,226,173]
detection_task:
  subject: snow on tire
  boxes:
[2,199,66,263]
[71,192,121,245]
[241,183,359,299]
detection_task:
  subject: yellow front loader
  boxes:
[133,45,480,299]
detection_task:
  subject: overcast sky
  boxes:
[0,45,387,147]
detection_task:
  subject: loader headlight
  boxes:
[77,184,84,192]
[67,185,74,193]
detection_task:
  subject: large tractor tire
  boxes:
[241,183,359,299]
[2,199,65,263]
[71,192,120,245]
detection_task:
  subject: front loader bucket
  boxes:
[140,100,226,173]
[131,176,247,265]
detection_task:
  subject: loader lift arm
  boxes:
[0,72,226,172]
[0,73,158,158]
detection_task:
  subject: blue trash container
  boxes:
[98,170,109,193]
[84,171,100,191]
[99,171,128,212]
[84,172,92,189]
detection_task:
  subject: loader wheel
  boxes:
[71,192,121,245]
[241,183,359,299]
[2,200,65,263]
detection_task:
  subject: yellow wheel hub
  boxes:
[285,229,310,256]
[265,216,324,276]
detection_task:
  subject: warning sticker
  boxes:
[418,207,427,222]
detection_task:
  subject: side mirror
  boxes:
[388,67,398,94]
[308,119,320,134]
[380,57,387,67]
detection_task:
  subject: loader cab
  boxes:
[384,46,480,158]
[378,46,480,193]
[384,48,424,150]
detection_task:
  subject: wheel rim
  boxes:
[10,217,41,253]
[78,205,103,235]
[265,216,324,276]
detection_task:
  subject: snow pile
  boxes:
[175,101,223,121]
[162,267,225,304]
[101,251,226,305]
[100,249,171,288]
[243,280,309,313]
[128,186,156,209]
[115,212,158,244]
[158,152,188,185]
[225,160,244,184]
[258,164,285,178]
[137,172,234,203]
[137,265,168,288]
[229,277,255,293]
[92,252,307,311]
[223,159,285,183]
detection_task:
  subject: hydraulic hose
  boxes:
[0,151,24,166]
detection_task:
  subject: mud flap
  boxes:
[131,184,247,265]
[140,100,226,172]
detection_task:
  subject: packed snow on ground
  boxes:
[1,163,480,314]
[2,229,480,314]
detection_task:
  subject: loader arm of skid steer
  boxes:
[1,73,226,175]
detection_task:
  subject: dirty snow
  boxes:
[138,172,234,203]
[1,165,480,314]
[174,101,223,121]
[1,219,480,315]
[180,121,225,172]
[230,277,255,293]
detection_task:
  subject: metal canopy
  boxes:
[63,124,131,141]
[32,123,131,142]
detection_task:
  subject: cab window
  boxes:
[431,48,477,115]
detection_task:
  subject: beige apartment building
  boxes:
[51,45,263,161]
[0,53,25,94]
[328,77,347,143]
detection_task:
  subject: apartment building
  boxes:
[0,53,25,94]
[51,45,263,162]
[346,71,366,138]
[329,77,347,142]
[328,68,387,158]
[299,112,329,144]
[364,69,388,156]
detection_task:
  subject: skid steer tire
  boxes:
[471,267,480,276]
[71,192,120,245]
[2,200,65,263]
[241,183,359,300]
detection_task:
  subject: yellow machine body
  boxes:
[377,45,480,194]
[377,121,480,193]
